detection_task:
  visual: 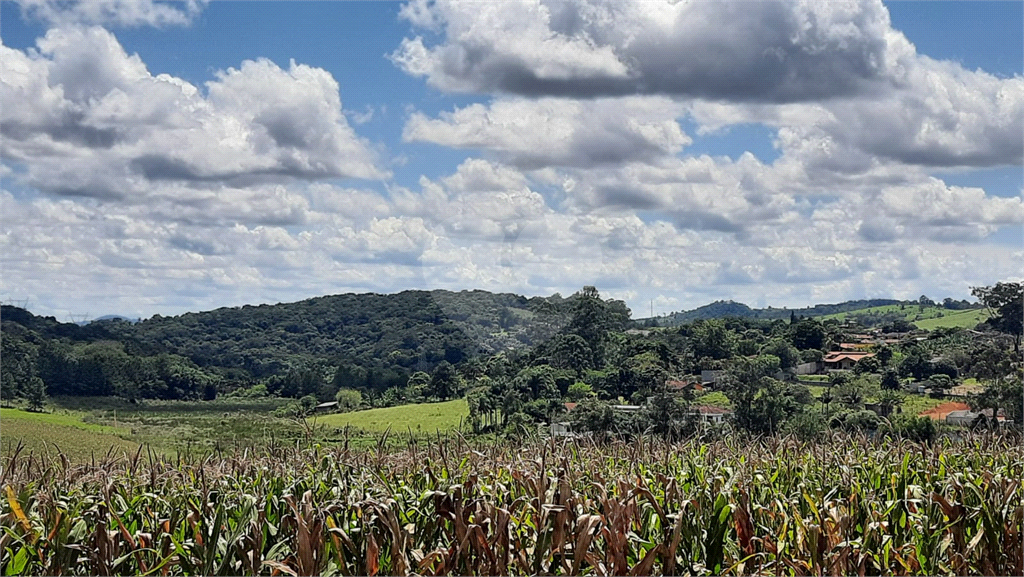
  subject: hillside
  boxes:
[645,298,905,326]
[1,290,594,398]
[820,304,990,330]
[114,290,582,375]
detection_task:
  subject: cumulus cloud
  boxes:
[395,0,1022,171]
[404,96,690,168]
[391,0,899,102]
[0,26,385,202]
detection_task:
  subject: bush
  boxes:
[829,409,880,431]
[784,411,825,441]
[335,388,362,411]
[888,415,937,443]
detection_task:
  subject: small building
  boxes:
[314,401,339,413]
[691,405,732,424]
[700,370,725,386]
[611,404,642,412]
[550,421,573,437]
[976,408,1011,427]
[865,402,899,418]
[822,351,874,371]
[945,410,978,426]
[666,379,703,392]
[794,361,822,375]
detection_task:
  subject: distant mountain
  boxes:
[641,298,906,326]
[86,315,141,325]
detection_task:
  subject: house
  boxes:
[700,370,725,386]
[976,408,1011,427]
[794,361,822,375]
[690,405,732,424]
[666,379,703,392]
[945,408,1011,427]
[314,401,339,413]
[822,351,874,371]
[945,410,978,426]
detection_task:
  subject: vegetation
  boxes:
[2,281,1022,574]
[2,434,1021,576]
[317,399,469,434]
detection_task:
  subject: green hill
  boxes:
[820,303,989,329]
[647,298,904,326]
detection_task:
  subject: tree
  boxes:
[792,320,826,350]
[566,381,596,402]
[972,282,1023,353]
[880,368,901,391]
[853,355,881,375]
[760,339,800,369]
[406,371,431,400]
[640,390,692,440]
[427,361,460,401]
[549,334,593,375]
[720,355,799,435]
[969,374,1023,427]
[335,388,362,411]
[875,345,894,366]
[689,319,737,361]
[834,380,868,409]
[26,377,47,412]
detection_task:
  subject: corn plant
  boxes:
[1,432,1021,575]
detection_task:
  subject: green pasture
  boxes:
[317,399,469,434]
[0,408,137,461]
[817,304,989,330]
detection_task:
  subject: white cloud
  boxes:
[395,0,1022,171]
[14,0,205,28]
[1,27,386,203]
[404,96,690,168]
[392,0,897,102]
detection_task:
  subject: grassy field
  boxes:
[2,397,305,461]
[317,399,469,434]
[914,308,990,330]
[0,408,138,461]
[818,303,989,329]
[3,397,470,461]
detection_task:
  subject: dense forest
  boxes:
[0,289,625,403]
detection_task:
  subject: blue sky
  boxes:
[1,0,1022,320]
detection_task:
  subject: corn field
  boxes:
[2,433,1022,575]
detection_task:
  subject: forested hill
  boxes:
[644,298,906,326]
[1,289,592,399]
[120,290,577,375]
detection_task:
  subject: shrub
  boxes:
[335,388,363,411]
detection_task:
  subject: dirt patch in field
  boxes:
[919,401,970,420]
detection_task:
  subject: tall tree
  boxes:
[972,282,1023,353]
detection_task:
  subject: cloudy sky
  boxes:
[1,0,1022,321]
